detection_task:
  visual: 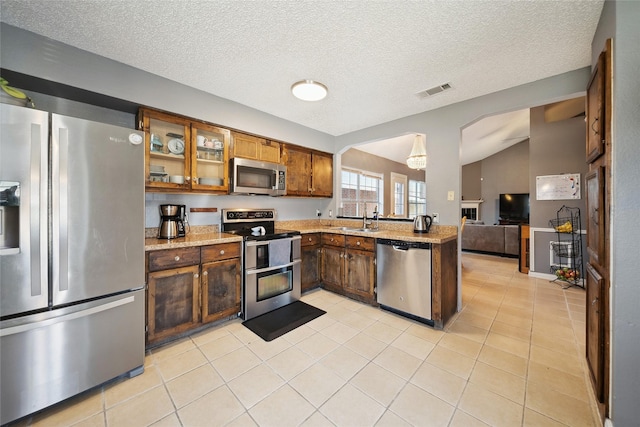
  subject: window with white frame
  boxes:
[340,168,383,217]
[408,179,426,217]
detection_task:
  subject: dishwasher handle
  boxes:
[377,238,431,250]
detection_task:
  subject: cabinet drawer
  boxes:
[148,247,201,272]
[301,233,321,247]
[322,233,345,247]
[201,242,241,263]
[346,235,375,251]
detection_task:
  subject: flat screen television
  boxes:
[499,193,530,224]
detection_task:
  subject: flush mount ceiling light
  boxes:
[406,134,427,170]
[291,80,328,101]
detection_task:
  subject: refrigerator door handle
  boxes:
[0,295,135,337]
[31,122,48,298]
[52,125,69,292]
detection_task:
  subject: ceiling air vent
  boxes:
[416,82,453,99]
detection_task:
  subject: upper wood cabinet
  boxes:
[586,51,606,163]
[231,132,280,163]
[138,109,191,192]
[281,144,333,197]
[138,108,229,193]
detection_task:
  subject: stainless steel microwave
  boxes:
[230,158,287,196]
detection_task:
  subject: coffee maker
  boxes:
[158,204,187,239]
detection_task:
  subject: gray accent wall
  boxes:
[592,1,640,425]
[461,161,482,201]
[528,107,587,229]
[479,139,530,225]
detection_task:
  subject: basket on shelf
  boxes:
[550,241,580,258]
[549,216,580,233]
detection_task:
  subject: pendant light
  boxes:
[291,80,328,101]
[406,134,427,170]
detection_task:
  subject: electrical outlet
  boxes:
[316,209,321,217]
[432,213,439,223]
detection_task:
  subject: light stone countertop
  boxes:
[145,219,458,251]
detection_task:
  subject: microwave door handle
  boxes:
[271,170,277,189]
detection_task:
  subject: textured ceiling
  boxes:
[1,0,603,139]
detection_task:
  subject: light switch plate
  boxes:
[447,190,455,201]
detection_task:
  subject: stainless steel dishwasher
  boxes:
[376,239,432,325]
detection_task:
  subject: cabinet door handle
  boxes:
[203,271,208,276]
[185,176,191,181]
[220,250,225,255]
[308,237,312,242]
[356,241,361,246]
[194,273,199,279]
[592,298,598,306]
[174,256,180,261]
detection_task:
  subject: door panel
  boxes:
[586,167,605,267]
[52,115,144,305]
[586,263,604,401]
[0,105,49,316]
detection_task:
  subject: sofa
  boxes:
[462,224,520,257]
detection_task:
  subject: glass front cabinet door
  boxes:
[191,123,230,192]
[139,109,191,191]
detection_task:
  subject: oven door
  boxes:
[244,260,301,320]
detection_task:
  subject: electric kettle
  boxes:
[413,214,433,233]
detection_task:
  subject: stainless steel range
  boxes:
[221,209,301,320]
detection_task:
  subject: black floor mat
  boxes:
[242,301,326,342]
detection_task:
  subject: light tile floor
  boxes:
[15,253,600,426]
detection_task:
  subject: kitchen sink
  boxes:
[330,226,380,233]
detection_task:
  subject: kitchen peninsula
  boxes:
[144,219,458,347]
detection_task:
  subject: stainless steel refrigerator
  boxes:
[0,103,146,424]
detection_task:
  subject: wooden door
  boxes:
[191,122,230,192]
[586,263,604,401]
[344,248,375,302]
[586,51,605,163]
[232,132,264,160]
[201,258,241,323]
[321,245,344,292]
[311,152,333,197]
[259,140,281,163]
[147,265,200,344]
[138,108,191,191]
[283,146,311,195]
[585,167,605,266]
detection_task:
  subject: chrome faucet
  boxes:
[362,202,369,228]
[362,203,379,229]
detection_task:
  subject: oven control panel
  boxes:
[223,209,275,222]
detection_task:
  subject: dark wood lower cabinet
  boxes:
[147,265,200,344]
[320,233,376,304]
[301,234,322,292]
[201,258,241,323]
[586,263,605,401]
[344,248,375,301]
[145,242,241,347]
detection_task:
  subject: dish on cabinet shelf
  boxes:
[168,138,185,154]
[199,177,223,186]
